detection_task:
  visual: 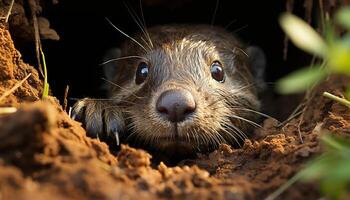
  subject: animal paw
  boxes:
[71,98,125,145]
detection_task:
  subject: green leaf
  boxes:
[279,13,328,57]
[328,40,350,76]
[300,135,350,199]
[321,135,350,151]
[328,159,350,181]
[321,178,347,200]
[317,156,350,199]
[324,16,337,45]
[40,47,49,99]
[346,86,350,100]
[300,154,333,180]
[276,66,327,94]
[43,83,49,98]
[336,6,350,29]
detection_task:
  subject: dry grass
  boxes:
[0,73,32,103]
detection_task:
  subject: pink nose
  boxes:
[156,89,196,123]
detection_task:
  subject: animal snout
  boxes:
[156,89,196,123]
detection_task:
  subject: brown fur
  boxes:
[73,25,260,155]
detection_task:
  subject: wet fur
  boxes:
[73,25,260,156]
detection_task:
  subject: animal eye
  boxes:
[210,61,225,82]
[136,62,149,84]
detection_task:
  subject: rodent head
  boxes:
[108,25,260,156]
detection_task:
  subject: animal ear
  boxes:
[246,46,267,92]
[102,48,122,81]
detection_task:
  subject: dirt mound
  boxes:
[0,19,350,200]
[0,22,42,106]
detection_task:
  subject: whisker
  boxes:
[99,55,147,65]
[201,129,216,147]
[105,17,148,52]
[139,36,151,49]
[190,128,203,148]
[101,78,142,99]
[208,83,257,107]
[102,104,129,110]
[138,0,154,48]
[231,107,279,121]
[208,83,256,111]
[211,0,220,26]
[203,123,226,146]
[221,127,241,147]
[232,24,248,34]
[224,19,237,29]
[193,116,222,147]
[123,1,152,50]
[225,123,248,140]
[104,102,137,108]
[234,47,249,58]
[70,98,115,101]
[229,114,262,128]
[214,129,227,145]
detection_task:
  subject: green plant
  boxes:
[268,6,350,200]
[277,6,350,107]
[266,135,350,200]
[301,135,350,199]
[40,47,49,98]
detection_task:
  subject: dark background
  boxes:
[15,0,312,118]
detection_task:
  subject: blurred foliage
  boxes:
[274,6,350,200]
[277,6,350,97]
[300,135,350,199]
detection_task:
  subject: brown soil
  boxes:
[1,15,350,200]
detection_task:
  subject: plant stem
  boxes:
[5,0,15,23]
[40,48,49,98]
[28,0,44,77]
[323,92,350,108]
[0,73,32,103]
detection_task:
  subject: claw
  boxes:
[113,131,120,145]
[71,113,77,120]
[71,100,86,121]
[68,107,73,118]
[96,133,100,141]
[70,98,124,146]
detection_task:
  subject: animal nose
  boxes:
[156,89,196,123]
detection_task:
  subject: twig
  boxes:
[283,0,295,60]
[5,0,15,23]
[295,88,317,144]
[0,73,32,102]
[63,85,69,111]
[318,0,325,33]
[0,107,17,115]
[278,103,304,128]
[297,111,305,143]
[323,92,350,108]
[282,61,324,142]
[28,0,44,77]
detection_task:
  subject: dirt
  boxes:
[1,9,350,200]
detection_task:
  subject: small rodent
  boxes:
[72,24,265,156]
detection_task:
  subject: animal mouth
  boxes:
[156,123,191,144]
